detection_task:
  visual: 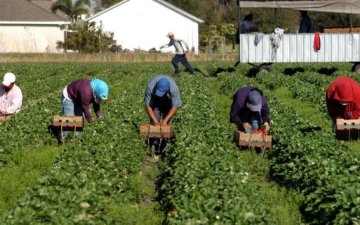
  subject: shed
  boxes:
[0,0,70,53]
[86,0,204,53]
[237,0,360,72]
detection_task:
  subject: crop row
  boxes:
[2,67,152,223]
[159,74,280,224]
[218,69,360,224]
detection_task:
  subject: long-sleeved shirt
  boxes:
[0,84,22,115]
[230,86,270,130]
[326,76,360,121]
[144,75,181,108]
[161,38,189,54]
[66,79,101,123]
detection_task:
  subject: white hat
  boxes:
[2,72,16,86]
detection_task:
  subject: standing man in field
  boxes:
[230,86,270,133]
[160,32,195,77]
[0,72,23,116]
[60,78,109,141]
[326,76,360,127]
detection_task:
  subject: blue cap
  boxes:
[155,78,170,97]
[246,90,262,111]
[90,79,109,100]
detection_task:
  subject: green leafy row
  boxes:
[218,68,360,224]
[159,74,278,224]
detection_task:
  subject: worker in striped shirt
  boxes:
[160,32,195,77]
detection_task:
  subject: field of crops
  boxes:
[0,61,359,224]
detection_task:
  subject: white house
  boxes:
[86,0,204,53]
[0,0,70,53]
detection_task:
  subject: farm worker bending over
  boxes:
[160,32,195,77]
[144,75,181,126]
[61,78,109,139]
[326,76,360,124]
[0,72,23,115]
[230,86,270,132]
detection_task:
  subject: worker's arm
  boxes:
[161,107,177,126]
[230,95,243,129]
[350,102,360,119]
[146,106,159,125]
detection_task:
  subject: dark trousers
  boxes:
[172,54,194,74]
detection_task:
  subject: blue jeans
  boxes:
[172,54,194,74]
[61,95,83,139]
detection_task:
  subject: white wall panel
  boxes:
[0,25,64,53]
[240,33,360,63]
[89,0,201,53]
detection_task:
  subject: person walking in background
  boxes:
[240,13,258,34]
[160,32,194,77]
[0,72,23,116]
[326,76,360,128]
[230,86,270,133]
[60,78,109,142]
[236,13,258,44]
[299,11,314,33]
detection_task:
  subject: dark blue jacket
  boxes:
[230,86,270,130]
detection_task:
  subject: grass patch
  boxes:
[274,87,360,153]
[0,146,63,215]
[106,156,165,224]
[274,87,332,132]
[107,203,163,225]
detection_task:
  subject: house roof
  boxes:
[86,0,204,23]
[239,1,360,15]
[31,0,68,20]
[0,0,70,24]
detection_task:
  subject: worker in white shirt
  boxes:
[0,72,23,115]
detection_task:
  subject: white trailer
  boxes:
[238,1,360,72]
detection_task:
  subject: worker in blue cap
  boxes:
[59,78,109,142]
[144,75,181,154]
[144,75,181,126]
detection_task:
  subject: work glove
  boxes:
[97,112,104,120]
[264,122,270,131]
[243,122,252,131]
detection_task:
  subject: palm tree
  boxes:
[51,0,91,23]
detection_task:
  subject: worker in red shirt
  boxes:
[326,76,360,127]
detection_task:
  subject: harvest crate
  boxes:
[140,123,174,139]
[0,115,11,121]
[53,115,83,131]
[235,130,272,149]
[336,118,360,140]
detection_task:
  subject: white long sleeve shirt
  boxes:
[0,84,23,115]
[161,38,189,54]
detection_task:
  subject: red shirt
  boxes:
[326,76,360,121]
